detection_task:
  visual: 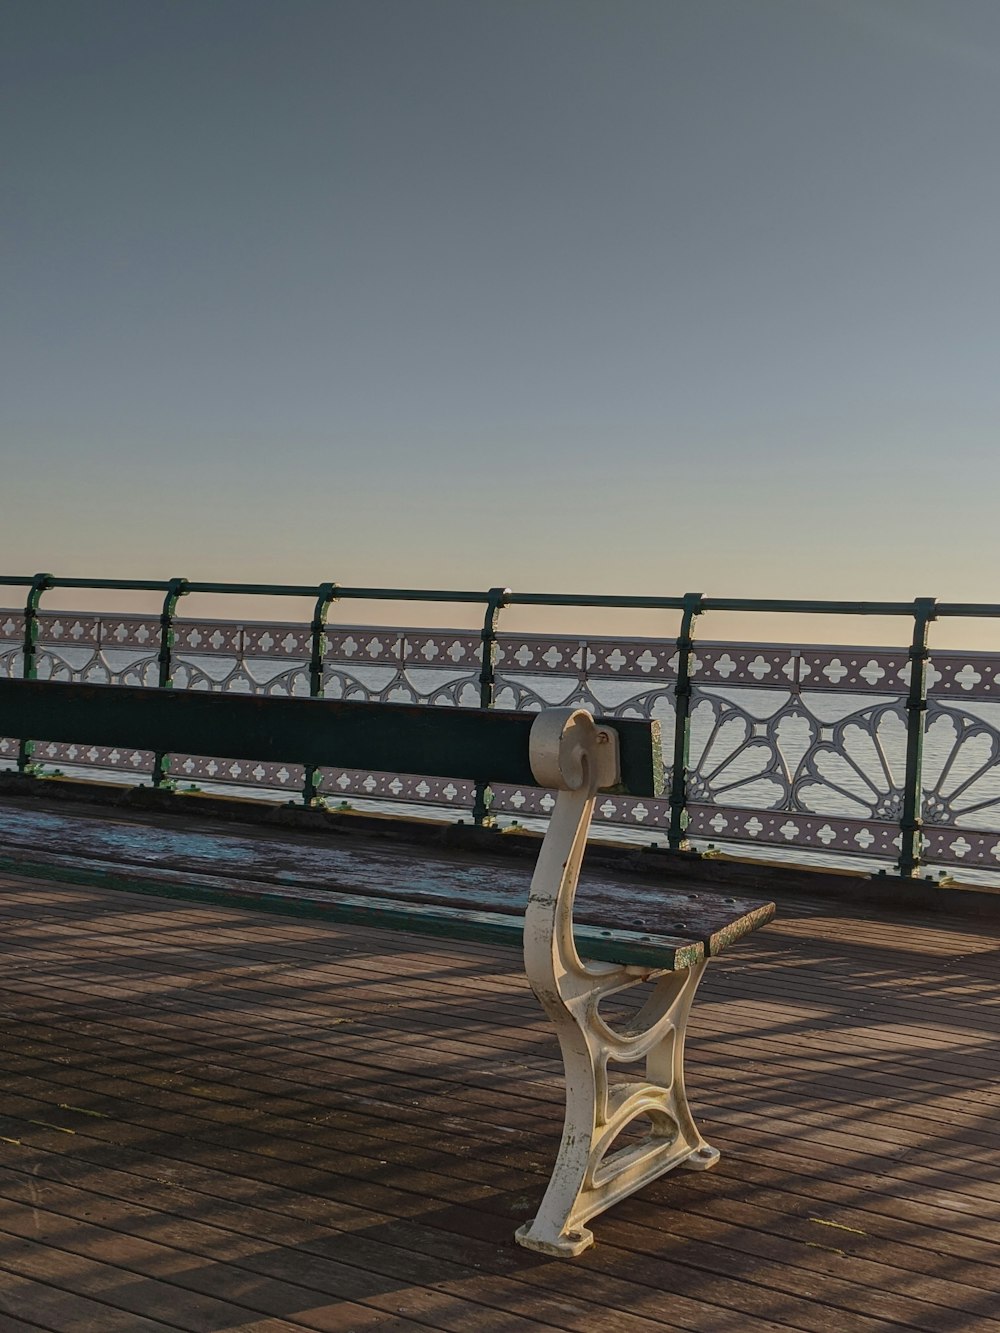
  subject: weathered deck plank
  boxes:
[1,831,999,1330]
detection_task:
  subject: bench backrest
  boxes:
[0,678,663,796]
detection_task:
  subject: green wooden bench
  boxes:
[0,677,774,1256]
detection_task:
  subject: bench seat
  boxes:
[0,795,771,971]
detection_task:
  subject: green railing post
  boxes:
[17,571,53,774]
[667,592,704,851]
[151,577,189,788]
[302,581,339,806]
[472,586,510,826]
[896,597,937,878]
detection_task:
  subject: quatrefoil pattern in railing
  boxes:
[4,610,1000,876]
[322,629,484,706]
[9,613,162,687]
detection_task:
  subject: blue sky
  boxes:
[3,1,1000,644]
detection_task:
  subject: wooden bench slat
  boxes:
[0,853,710,972]
[568,881,775,954]
[0,678,663,795]
[0,803,772,959]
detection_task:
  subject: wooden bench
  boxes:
[0,677,774,1257]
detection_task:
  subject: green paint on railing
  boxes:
[17,572,53,774]
[472,587,511,826]
[897,598,937,878]
[3,574,1000,620]
[302,581,339,806]
[667,592,703,852]
[151,577,189,788]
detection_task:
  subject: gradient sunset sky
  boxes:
[3,1,999,644]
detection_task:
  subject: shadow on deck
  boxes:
[0,800,998,1332]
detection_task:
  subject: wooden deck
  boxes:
[1,838,999,1329]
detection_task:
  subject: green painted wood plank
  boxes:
[0,679,662,796]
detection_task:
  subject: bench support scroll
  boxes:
[515,709,718,1257]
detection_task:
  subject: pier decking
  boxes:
[0,806,998,1331]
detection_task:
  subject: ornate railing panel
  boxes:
[5,603,1000,879]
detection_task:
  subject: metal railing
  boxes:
[4,572,1000,880]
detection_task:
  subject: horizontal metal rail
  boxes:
[5,573,1000,619]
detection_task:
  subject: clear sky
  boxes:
[3,1,1000,645]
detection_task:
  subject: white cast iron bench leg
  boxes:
[515,709,719,1258]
